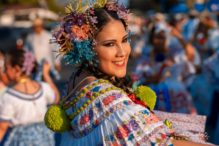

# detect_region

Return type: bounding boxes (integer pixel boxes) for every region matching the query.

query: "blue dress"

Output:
[1,123,54,146]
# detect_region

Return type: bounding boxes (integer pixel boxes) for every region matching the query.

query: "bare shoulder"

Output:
[71,70,96,92]
[77,75,96,89]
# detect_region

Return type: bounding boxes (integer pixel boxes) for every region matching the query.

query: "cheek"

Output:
[97,49,115,68]
[125,44,131,57]
[6,69,15,79]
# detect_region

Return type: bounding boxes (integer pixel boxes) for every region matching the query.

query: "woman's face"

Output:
[4,56,20,81]
[94,20,131,78]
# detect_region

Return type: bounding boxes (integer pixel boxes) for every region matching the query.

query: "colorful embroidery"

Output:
[72,100,133,137]
[66,79,173,145]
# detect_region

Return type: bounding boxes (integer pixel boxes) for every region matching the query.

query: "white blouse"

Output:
[0,82,55,126]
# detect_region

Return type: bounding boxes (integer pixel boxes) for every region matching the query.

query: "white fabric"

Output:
[0,82,55,126]
[25,30,59,67]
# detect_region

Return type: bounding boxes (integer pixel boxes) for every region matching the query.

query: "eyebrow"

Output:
[100,34,128,44]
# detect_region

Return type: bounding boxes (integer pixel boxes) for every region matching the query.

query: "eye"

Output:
[103,42,115,47]
[122,37,128,43]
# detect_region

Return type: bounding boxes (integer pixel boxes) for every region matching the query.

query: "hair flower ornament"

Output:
[71,24,90,41]
[51,0,129,66]
[22,51,35,76]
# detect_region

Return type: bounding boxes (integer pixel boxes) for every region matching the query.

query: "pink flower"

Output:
[71,24,90,40]
[80,114,90,125]
[117,10,128,20]
[89,9,95,15]
[103,96,115,105]
[22,51,35,76]
[89,16,98,24]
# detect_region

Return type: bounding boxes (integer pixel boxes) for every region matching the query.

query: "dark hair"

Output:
[73,8,132,93]
[93,8,127,33]
[0,48,5,55]
[7,49,37,75]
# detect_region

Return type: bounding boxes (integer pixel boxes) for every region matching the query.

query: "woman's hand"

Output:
[170,26,195,62]
[0,121,9,142]
[42,61,51,76]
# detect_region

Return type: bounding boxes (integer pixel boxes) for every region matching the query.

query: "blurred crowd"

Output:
[0,17,62,146]
[129,11,219,144]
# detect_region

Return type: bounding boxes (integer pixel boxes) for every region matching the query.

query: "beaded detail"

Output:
[65,79,126,120]
[63,79,106,109]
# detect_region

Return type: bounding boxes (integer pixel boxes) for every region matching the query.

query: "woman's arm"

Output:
[173,139,213,146]
[171,27,195,62]
[42,61,60,104]
[0,121,9,142]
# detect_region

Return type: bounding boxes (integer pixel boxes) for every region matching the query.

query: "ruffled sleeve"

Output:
[0,92,15,123]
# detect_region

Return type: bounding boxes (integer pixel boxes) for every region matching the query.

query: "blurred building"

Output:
[0,6,58,28]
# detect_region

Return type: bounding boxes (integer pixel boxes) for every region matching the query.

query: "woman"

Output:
[47,1,211,145]
[0,49,60,145]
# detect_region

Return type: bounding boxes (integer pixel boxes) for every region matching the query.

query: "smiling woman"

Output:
[94,20,131,78]
[45,0,212,146]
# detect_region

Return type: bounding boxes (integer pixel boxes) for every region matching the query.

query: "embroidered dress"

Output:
[61,79,173,146]
[0,82,56,146]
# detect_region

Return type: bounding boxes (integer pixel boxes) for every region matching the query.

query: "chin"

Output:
[115,71,126,78]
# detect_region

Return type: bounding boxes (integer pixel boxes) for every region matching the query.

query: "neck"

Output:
[16,76,30,84]
[0,81,5,89]
[35,30,43,35]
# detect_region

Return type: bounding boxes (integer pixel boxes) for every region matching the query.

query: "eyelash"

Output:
[103,37,129,47]
[104,43,114,47]
[122,37,128,43]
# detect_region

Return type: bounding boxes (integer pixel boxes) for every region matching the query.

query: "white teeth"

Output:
[114,61,124,65]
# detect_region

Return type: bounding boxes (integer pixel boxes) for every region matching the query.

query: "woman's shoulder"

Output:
[70,77,127,100]
[75,78,119,94]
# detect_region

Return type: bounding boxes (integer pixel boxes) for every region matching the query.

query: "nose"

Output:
[116,43,125,57]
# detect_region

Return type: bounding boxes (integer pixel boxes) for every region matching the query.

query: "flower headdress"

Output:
[22,51,36,76]
[51,0,129,66]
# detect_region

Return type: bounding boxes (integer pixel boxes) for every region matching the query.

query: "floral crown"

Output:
[51,0,129,66]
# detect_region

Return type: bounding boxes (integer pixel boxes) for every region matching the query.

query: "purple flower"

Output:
[22,51,35,76]
[128,119,139,131]
[89,16,98,24]
[117,10,128,20]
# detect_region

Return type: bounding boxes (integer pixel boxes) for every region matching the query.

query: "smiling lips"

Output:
[113,59,126,67]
